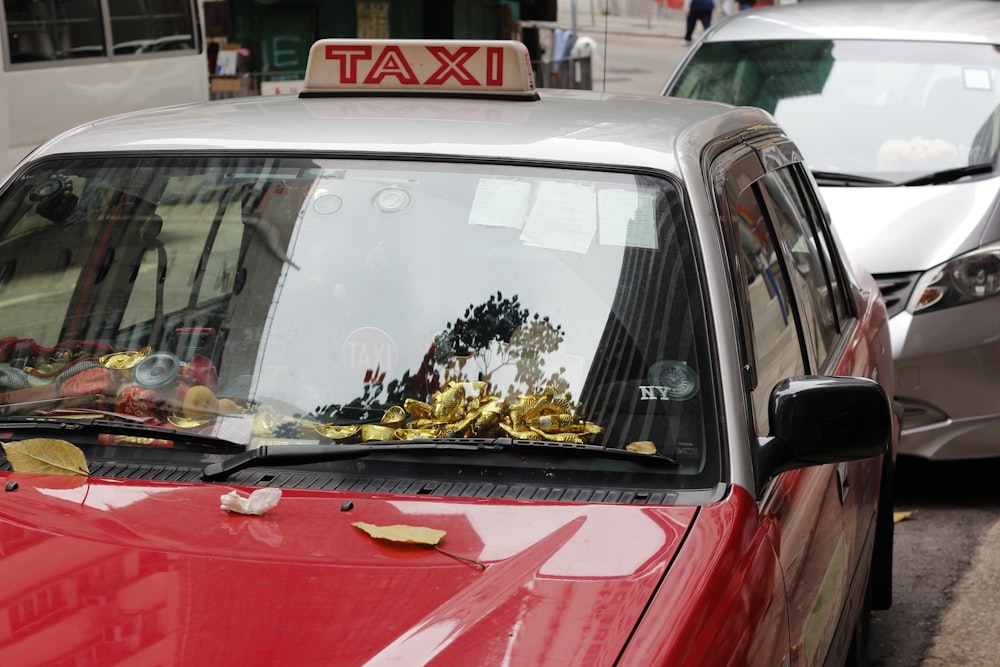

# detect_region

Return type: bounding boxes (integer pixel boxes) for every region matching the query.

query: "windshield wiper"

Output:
[201,438,678,481]
[810,170,895,187]
[0,416,245,452]
[898,162,994,187]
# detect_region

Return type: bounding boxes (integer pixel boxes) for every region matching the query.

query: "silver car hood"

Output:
[820,178,1000,274]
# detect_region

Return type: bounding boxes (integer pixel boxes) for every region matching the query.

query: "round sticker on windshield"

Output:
[342,327,398,382]
[648,360,699,401]
[372,187,410,213]
[313,194,343,215]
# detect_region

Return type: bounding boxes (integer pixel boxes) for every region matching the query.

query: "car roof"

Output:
[26,88,770,175]
[703,0,1000,44]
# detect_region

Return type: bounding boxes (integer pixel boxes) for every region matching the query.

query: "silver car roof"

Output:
[23,89,772,175]
[704,0,1000,44]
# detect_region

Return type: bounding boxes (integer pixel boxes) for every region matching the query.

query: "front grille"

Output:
[873,272,920,318]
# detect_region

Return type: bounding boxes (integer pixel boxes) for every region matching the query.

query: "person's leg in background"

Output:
[684,12,699,44]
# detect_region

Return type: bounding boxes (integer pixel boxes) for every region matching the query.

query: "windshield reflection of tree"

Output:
[312,291,566,425]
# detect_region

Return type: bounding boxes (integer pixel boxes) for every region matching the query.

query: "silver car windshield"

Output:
[0,156,718,484]
[671,40,1000,179]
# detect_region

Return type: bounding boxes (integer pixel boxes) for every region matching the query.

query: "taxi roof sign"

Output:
[301,39,539,100]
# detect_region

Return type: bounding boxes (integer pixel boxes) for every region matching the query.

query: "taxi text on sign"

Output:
[303,40,536,94]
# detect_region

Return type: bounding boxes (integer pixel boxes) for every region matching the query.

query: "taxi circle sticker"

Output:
[645,360,699,401]
[342,327,398,382]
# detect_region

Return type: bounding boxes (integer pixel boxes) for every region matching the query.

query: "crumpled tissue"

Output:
[220,488,282,515]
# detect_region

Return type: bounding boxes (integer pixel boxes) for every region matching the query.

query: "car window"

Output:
[0,156,721,487]
[758,166,843,369]
[670,39,1000,178]
[729,181,806,434]
[4,0,196,62]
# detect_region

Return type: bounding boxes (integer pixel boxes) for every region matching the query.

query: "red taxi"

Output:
[0,40,897,666]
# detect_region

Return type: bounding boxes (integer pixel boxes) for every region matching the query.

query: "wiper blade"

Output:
[201,437,678,481]
[0,416,245,452]
[811,170,895,187]
[898,162,994,187]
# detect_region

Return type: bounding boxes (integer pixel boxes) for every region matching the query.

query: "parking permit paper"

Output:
[520,181,597,253]
[469,179,531,229]
[964,68,992,91]
[598,188,658,249]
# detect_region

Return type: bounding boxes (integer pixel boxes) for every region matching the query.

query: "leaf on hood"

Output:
[2,438,89,476]
[352,521,446,545]
[351,521,485,570]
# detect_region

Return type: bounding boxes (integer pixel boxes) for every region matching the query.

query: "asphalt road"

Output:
[872,457,1000,667]
[558,7,1000,666]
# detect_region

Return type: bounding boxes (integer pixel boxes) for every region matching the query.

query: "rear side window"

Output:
[716,144,853,432]
[730,183,805,435]
[758,166,850,369]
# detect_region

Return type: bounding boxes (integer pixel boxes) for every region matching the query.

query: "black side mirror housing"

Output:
[755,375,891,497]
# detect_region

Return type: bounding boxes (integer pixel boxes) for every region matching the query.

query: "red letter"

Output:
[364,46,419,85]
[324,45,372,84]
[425,46,479,86]
[485,46,504,86]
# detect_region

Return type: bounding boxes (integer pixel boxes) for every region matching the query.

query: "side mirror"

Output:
[755,375,891,497]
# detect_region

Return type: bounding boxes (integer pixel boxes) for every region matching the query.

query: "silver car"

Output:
[663,0,1000,460]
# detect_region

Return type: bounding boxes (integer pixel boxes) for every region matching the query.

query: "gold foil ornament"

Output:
[529,413,578,433]
[315,424,360,440]
[100,347,152,370]
[167,415,212,429]
[472,398,503,435]
[394,429,440,440]
[182,385,218,419]
[360,424,397,442]
[404,398,433,419]
[432,382,467,420]
[498,423,544,440]
[381,405,407,427]
[314,381,602,446]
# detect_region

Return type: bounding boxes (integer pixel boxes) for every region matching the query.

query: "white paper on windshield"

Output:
[520,181,596,253]
[469,179,531,229]
[963,68,992,91]
[597,188,658,249]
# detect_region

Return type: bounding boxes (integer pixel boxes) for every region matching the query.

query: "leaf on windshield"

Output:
[2,438,89,476]
[352,521,485,570]
[626,441,658,455]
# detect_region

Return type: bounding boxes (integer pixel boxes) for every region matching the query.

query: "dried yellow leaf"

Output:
[352,521,446,545]
[627,441,658,455]
[2,438,89,476]
[893,510,916,523]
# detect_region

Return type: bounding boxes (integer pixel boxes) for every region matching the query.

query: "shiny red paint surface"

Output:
[0,474,698,666]
[619,485,789,667]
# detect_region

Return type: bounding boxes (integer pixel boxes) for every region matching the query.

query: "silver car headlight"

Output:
[911,242,1000,314]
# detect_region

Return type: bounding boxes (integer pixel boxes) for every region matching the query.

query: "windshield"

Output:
[0,156,718,487]
[670,39,1000,179]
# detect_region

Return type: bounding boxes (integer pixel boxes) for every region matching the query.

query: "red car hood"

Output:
[0,474,698,665]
